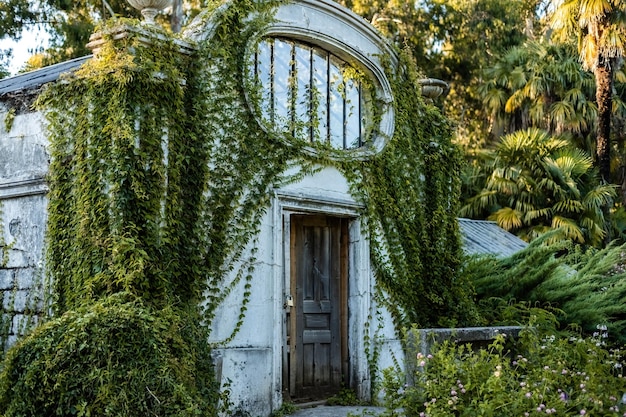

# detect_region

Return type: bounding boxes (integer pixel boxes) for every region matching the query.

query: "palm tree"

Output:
[550,0,626,184]
[480,39,597,146]
[461,128,615,246]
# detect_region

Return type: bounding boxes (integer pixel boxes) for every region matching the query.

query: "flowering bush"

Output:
[380,317,626,416]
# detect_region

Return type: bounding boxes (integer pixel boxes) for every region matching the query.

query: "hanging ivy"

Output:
[343,50,480,329]
[0,18,222,417]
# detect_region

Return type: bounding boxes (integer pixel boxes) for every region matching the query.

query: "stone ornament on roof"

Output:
[127,0,172,25]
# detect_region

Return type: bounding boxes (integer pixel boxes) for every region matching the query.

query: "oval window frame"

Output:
[243,0,395,159]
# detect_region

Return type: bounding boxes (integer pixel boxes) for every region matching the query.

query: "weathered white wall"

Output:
[208,166,403,416]
[0,106,49,346]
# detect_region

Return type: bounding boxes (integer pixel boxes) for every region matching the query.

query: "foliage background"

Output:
[2,1,626,415]
[3,0,626,248]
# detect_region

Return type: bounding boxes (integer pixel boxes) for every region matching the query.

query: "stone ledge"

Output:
[0,177,48,199]
[413,326,523,350]
[405,326,524,383]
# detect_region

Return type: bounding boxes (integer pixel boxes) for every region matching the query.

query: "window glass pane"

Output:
[329,58,344,149]
[312,49,329,143]
[345,78,361,149]
[273,39,292,130]
[294,44,311,141]
[253,37,370,151]
[256,40,272,122]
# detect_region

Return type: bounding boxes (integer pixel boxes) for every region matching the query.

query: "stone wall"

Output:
[0,105,49,348]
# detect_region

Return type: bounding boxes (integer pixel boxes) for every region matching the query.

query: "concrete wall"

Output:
[208,166,402,416]
[0,105,49,347]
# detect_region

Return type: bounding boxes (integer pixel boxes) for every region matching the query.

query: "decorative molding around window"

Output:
[245,0,395,157]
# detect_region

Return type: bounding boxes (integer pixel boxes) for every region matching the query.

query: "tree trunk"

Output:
[616,117,626,206]
[595,62,613,184]
[595,60,615,244]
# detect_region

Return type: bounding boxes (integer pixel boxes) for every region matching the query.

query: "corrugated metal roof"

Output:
[459,218,528,258]
[0,55,91,95]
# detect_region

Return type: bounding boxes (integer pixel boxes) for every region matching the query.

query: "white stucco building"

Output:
[0,1,527,416]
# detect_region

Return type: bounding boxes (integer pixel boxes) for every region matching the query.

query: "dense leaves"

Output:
[0,20,221,416]
[380,313,626,416]
[465,233,626,343]
[480,40,597,142]
[0,296,218,417]
[339,0,541,150]
[461,128,614,245]
[40,22,199,312]
[346,51,480,328]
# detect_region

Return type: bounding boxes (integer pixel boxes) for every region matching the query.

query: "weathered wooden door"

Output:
[288,214,347,401]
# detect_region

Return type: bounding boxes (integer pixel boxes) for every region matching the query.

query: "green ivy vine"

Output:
[0,203,9,268]
[343,50,481,330]
[2,108,15,133]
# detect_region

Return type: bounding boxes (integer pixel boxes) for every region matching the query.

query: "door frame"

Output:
[272,191,372,403]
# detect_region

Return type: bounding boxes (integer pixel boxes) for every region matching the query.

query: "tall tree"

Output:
[551,0,626,184]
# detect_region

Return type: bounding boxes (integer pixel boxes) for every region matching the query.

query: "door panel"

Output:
[289,215,346,401]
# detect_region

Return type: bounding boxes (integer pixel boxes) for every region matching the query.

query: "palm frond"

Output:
[524,206,553,222]
[483,88,508,113]
[489,207,523,231]
[549,100,575,130]
[583,185,617,211]
[487,174,519,195]
[505,89,527,113]
[553,199,585,214]
[551,215,585,243]
[460,189,499,218]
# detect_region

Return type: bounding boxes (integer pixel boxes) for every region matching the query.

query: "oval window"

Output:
[252,38,373,151]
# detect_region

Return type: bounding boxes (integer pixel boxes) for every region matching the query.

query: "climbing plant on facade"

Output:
[0,18,221,417]
[344,49,480,328]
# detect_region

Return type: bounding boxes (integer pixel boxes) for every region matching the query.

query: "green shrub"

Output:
[465,235,626,343]
[0,294,218,417]
[380,312,626,416]
[327,387,364,406]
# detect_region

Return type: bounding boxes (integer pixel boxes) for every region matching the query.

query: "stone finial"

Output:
[418,78,450,100]
[127,0,173,24]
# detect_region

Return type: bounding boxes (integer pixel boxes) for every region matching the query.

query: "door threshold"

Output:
[294,400,327,409]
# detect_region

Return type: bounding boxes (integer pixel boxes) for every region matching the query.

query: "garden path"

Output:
[290,405,385,417]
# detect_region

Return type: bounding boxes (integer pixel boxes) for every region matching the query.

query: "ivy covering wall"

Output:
[347,53,480,328]
[0,0,478,415]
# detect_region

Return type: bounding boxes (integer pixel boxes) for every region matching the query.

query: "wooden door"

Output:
[288,215,347,401]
